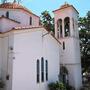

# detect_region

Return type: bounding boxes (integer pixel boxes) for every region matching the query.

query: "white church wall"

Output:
[1,36,9,81]
[1,36,9,90]
[0,9,40,28]
[0,18,20,32]
[59,38,81,64]
[0,34,14,90]
[11,28,61,90]
[9,10,39,27]
[66,64,82,90]
[59,37,82,90]
[0,38,2,78]
[43,32,61,83]
[12,31,42,90]
[0,9,6,16]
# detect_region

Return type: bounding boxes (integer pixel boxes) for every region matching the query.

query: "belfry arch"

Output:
[57,19,63,38]
[64,17,70,37]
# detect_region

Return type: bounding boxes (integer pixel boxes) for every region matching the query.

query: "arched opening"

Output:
[6,11,9,18]
[57,19,63,38]
[59,65,68,85]
[64,17,70,37]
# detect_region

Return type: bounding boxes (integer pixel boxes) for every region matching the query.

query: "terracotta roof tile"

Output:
[0,3,39,18]
[53,3,79,14]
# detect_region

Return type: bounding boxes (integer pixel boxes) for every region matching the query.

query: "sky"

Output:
[0,0,90,17]
[21,0,90,17]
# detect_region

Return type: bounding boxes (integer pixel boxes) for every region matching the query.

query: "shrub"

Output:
[0,80,5,88]
[48,81,66,90]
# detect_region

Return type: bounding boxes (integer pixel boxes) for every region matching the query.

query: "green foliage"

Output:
[48,81,66,90]
[40,10,54,32]
[78,11,90,73]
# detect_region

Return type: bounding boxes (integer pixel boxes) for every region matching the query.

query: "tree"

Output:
[40,10,54,32]
[48,81,66,90]
[78,11,90,73]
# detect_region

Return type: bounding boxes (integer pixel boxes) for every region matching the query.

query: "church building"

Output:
[0,1,82,90]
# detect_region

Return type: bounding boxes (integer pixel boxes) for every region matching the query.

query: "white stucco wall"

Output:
[0,18,20,32]
[0,33,14,90]
[0,37,2,78]
[10,28,61,90]
[59,38,81,64]
[0,8,40,28]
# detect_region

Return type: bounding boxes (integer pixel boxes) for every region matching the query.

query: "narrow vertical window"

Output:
[41,57,44,82]
[37,60,40,83]
[63,42,65,50]
[6,11,9,18]
[30,16,32,25]
[57,20,60,39]
[46,60,48,81]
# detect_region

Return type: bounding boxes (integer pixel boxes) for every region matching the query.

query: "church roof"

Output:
[53,3,79,14]
[0,26,61,45]
[0,3,39,18]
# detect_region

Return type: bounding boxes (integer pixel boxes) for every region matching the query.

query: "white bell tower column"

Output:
[53,3,82,90]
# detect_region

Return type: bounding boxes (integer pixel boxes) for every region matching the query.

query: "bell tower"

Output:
[53,3,82,90]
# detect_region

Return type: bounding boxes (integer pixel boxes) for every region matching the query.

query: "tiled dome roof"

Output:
[0,3,28,9]
[0,3,39,17]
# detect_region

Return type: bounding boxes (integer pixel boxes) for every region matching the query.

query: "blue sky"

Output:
[0,0,90,17]
[21,0,90,17]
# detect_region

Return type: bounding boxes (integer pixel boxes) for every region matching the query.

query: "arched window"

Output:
[37,59,40,83]
[6,11,9,18]
[41,57,44,82]
[30,16,32,25]
[64,17,70,37]
[46,60,48,81]
[57,19,63,38]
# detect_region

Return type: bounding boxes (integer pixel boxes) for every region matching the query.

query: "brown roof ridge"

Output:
[0,25,61,45]
[0,26,43,34]
[53,4,79,14]
[12,26,43,30]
